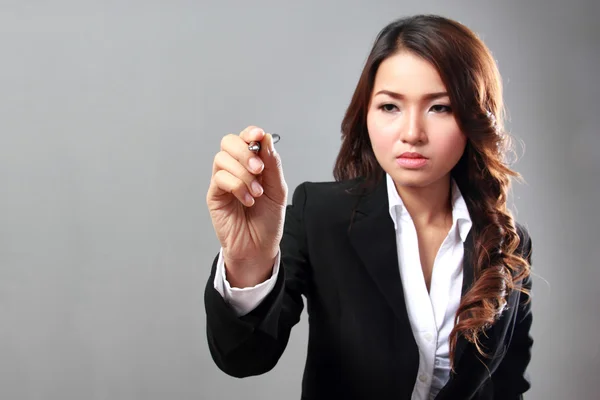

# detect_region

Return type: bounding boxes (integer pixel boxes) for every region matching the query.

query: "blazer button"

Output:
[419,374,427,383]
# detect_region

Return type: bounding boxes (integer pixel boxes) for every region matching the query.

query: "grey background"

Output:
[0,0,598,399]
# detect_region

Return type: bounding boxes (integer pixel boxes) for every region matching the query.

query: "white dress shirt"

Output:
[213,173,472,400]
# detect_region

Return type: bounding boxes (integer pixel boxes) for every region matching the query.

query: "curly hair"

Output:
[332,14,532,367]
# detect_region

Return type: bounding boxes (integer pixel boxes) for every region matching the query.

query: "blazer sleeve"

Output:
[203,182,311,378]
[491,226,534,399]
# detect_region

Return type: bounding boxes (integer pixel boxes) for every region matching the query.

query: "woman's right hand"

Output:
[206,126,288,288]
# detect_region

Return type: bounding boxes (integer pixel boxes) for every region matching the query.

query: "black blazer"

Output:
[204,176,533,400]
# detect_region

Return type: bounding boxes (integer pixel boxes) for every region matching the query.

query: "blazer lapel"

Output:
[346,176,411,325]
[453,230,476,367]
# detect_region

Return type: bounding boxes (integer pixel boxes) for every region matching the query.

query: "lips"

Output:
[398,152,427,159]
[396,152,429,169]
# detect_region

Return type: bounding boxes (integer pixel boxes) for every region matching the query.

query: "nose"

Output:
[399,110,426,145]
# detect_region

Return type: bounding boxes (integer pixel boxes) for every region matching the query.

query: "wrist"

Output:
[223,256,276,288]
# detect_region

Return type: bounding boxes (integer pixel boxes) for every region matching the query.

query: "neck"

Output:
[394,175,453,228]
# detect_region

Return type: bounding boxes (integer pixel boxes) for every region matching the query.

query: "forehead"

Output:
[373,51,446,93]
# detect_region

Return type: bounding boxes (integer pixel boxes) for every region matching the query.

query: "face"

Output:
[366,51,467,188]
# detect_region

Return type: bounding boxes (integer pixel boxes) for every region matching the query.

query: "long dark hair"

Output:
[333,14,531,366]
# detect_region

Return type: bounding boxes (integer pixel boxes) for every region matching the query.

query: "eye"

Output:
[379,103,399,112]
[430,104,452,113]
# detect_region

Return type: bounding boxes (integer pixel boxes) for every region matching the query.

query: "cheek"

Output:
[367,113,397,154]
[433,130,467,162]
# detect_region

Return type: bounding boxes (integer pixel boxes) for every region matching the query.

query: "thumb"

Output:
[259,133,286,201]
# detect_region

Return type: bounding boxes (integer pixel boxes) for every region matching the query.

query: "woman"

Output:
[204,14,533,400]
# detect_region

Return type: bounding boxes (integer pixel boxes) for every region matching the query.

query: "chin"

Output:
[389,173,432,188]
[387,168,447,189]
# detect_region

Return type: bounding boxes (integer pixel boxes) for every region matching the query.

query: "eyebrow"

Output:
[374,90,449,101]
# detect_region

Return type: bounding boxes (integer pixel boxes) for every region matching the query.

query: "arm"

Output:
[491,227,534,399]
[204,182,311,378]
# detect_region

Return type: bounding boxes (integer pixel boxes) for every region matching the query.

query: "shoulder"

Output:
[287,176,366,219]
[515,221,531,243]
[514,221,533,263]
[296,177,365,198]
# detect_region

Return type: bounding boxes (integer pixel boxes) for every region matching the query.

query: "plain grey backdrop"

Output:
[0,0,598,399]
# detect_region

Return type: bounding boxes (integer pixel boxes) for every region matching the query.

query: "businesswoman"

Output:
[204,14,533,400]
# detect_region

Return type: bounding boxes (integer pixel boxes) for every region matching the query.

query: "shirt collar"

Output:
[386,172,472,242]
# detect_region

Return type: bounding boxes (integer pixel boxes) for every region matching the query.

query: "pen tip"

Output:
[271,133,280,143]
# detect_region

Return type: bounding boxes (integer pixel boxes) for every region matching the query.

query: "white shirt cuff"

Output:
[212,248,280,316]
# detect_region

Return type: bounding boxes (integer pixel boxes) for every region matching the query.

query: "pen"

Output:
[248,133,280,153]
